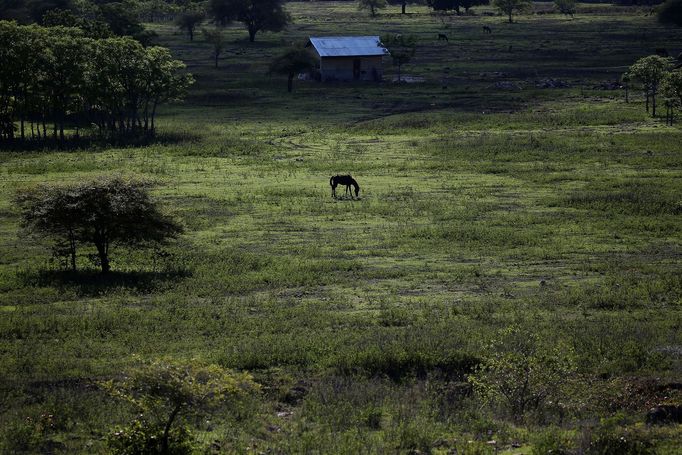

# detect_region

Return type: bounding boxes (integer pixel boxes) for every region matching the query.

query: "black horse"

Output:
[330,175,360,199]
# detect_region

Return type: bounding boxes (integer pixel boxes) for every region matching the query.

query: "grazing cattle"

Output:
[482,26,492,34]
[330,175,360,199]
[437,33,448,42]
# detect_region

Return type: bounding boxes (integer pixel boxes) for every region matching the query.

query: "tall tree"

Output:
[381,34,417,82]
[627,55,673,116]
[15,177,183,274]
[208,0,289,42]
[40,27,90,141]
[268,47,316,92]
[493,0,530,23]
[661,70,682,124]
[175,10,204,41]
[358,0,387,16]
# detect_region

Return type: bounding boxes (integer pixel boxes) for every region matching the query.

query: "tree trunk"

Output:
[645,91,649,112]
[189,27,194,41]
[161,406,182,455]
[287,73,293,93]
[509,11,513,23]
[248,25,256,42]
[402,1,406,14]
[69,231,77,271]
[652,89,656,117]
[95,238,110,274]
[215,51,219,68]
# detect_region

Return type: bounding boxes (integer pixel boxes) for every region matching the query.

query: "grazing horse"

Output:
[482,25,492,34]
[437,33,448,42]
[330,175,360,199]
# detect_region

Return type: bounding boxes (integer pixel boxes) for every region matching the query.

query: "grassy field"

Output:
[1,2,682,453]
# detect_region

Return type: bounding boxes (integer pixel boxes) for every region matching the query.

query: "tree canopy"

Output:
[627,55,674,116]
[381,34,417,82]
[661,70,682,124]
[492,0,531,23]
[208,0,289,42]
[175,10,204,41]
[427,0,489,14]
[358,0,388,16]
[15,177,183,273]
[268,47,317,92]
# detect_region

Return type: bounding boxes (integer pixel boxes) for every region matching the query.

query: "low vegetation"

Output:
[1,1,681,453]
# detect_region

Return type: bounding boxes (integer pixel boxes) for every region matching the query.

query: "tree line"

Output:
[0,21,193,144]
[625,55,682,125]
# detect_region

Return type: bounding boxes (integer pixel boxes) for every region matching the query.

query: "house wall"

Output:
[319,56,383,82]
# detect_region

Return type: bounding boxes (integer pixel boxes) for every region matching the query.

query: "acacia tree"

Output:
[175,10,204,41]
[104,359,259,454]
[459,0,489,14]
[268,47,316,92]
[208,0,288,42]
[15,177,182,274]
[493,0,531,23]
[381,34,416,82]
[387,0,421,14]
[358,0,388,16]
[203,27,226,68]
[627,55,673,116]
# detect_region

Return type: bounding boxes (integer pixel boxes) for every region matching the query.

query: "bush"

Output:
[107,418,195,455]
[532,427,573,455]
[0,418,40,453]
[658,0,682,26]
[586,417,654,455]
[469,326,576,422]
[334,347,480,381]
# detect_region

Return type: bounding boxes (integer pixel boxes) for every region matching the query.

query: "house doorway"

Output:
[353,59,361,80]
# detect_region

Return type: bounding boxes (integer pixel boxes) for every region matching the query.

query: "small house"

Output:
[306,36,389,82]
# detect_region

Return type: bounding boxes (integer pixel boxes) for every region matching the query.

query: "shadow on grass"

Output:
[0,131,201,153]
[19,268,191,297]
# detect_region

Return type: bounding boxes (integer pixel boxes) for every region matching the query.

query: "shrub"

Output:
[469,326,576,422]
[586,419,654,455]
[107,418,194,455]
[531,427,573,455]
[334,347,480,381]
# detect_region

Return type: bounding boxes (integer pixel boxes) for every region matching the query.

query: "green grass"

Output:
[1,2,682,453]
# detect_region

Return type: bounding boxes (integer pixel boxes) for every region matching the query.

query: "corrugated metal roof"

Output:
[308,36,389,58]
